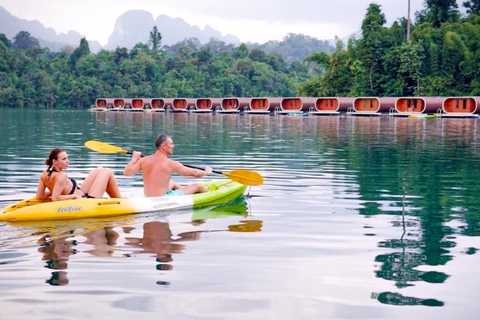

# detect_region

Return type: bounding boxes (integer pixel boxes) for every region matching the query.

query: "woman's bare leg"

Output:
[82,167,121,198]
[104,170,121,198]
[80,167,102,193]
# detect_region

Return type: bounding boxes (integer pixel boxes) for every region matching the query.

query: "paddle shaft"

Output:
[125,150,220,175]
[84,140,263,185]
[184,164,223,175]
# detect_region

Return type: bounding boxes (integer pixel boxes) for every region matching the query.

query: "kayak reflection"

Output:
[29,198,262,286]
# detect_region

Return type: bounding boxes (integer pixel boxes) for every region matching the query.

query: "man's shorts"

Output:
[164,189,184,196]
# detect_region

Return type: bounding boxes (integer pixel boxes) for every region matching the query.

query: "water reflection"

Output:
[37,227,121,286]
[4,110,480,315]
[125,221,184,274]
[370,184,453,305]
[372,291,444,307]
[83,227,119,257]
[18,199,260,287]
[38,233,76,286]
[318,118,480,307]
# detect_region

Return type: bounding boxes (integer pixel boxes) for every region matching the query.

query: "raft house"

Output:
[217,98,250,113]
[245,98,280,114]
[308,97,355,115]
[91,96,480,118]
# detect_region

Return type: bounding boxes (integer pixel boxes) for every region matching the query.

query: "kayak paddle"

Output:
[84,140,264,186]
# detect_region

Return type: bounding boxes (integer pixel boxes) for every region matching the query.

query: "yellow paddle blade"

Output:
[224,170,264,186]
[84,140,129,154]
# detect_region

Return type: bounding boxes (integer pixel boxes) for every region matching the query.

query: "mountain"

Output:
[248,33,336,63]
[0,5,328,62]
[105,10,240,49]
[105,10,155,50]
[0,6,102,52]
[154,14,239,46]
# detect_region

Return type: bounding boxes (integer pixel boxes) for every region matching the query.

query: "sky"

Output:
[0,0,426,45]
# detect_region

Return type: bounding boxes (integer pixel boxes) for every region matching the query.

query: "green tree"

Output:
[233,58,254,78]
[0,34,11,47]
[233,43,249,59]
[355,3,392,95]
[70,38,90,68]
[383,43,424,95]
[12,31,39,50]
[148,26,162,51]
[196,47,214,67]
[463,0,480,14]
[249,49,267,63]
[114,47,129,65]
[303,52,330,75]
[418,0,460,28]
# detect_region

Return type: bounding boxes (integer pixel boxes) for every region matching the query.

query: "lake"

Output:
[1,109,480,319]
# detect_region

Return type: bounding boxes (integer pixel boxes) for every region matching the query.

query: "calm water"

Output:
[1,109,480,319]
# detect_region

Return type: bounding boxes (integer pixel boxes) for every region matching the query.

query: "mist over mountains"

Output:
[0,6,103,52]
[0,6,335,62]
[106,10,240,50]
[0,6,239,53]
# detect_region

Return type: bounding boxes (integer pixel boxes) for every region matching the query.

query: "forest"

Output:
[300,0,480,97]
[0,0,479,109]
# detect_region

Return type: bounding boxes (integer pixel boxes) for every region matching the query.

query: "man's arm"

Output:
[172,160,212,177]
[124,151,143,176]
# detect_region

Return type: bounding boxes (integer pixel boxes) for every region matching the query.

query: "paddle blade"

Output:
[84,140,128,154]
[224,170,264,186]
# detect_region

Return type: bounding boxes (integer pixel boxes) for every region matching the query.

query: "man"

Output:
[124,134,213,197]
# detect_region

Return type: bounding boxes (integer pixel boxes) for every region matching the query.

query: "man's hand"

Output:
[131,151,142,163]
[124,151,142,176]
[204,166,213,176]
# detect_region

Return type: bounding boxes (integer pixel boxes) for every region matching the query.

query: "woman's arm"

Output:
[36,176,51,200]
[51,174,81,201]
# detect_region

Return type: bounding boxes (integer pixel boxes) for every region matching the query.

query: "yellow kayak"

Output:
[0,180,246,221]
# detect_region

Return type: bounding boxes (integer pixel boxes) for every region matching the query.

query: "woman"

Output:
[36,148,122,201]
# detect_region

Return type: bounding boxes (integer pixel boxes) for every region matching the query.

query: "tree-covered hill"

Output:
[1,1,480,109]
[300,0,480,97]
[247,33,335,63]
[0,31,310,108]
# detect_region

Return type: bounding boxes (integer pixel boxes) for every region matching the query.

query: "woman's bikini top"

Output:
[68,177,79,195]
[47,166,80,195]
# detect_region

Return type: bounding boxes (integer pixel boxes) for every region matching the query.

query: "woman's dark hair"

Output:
[45,148,65,167]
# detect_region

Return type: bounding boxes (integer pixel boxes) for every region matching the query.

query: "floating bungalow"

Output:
[119,98,146,112]
[439,97,480,118]
[92,98,113,111]
[309,97,354,115]
[393,97,444,116]
[192,98,221,113]
[349,97,397,116]
[245,98,278,114]
[151,98,166,112]
[275,97,303,115]
[172,98,196,112]
[218,98,249,113]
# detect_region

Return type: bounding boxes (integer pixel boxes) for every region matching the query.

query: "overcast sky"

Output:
[0,0,427,45]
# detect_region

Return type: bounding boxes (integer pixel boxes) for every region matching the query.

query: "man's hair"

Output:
[155,134,169,149]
